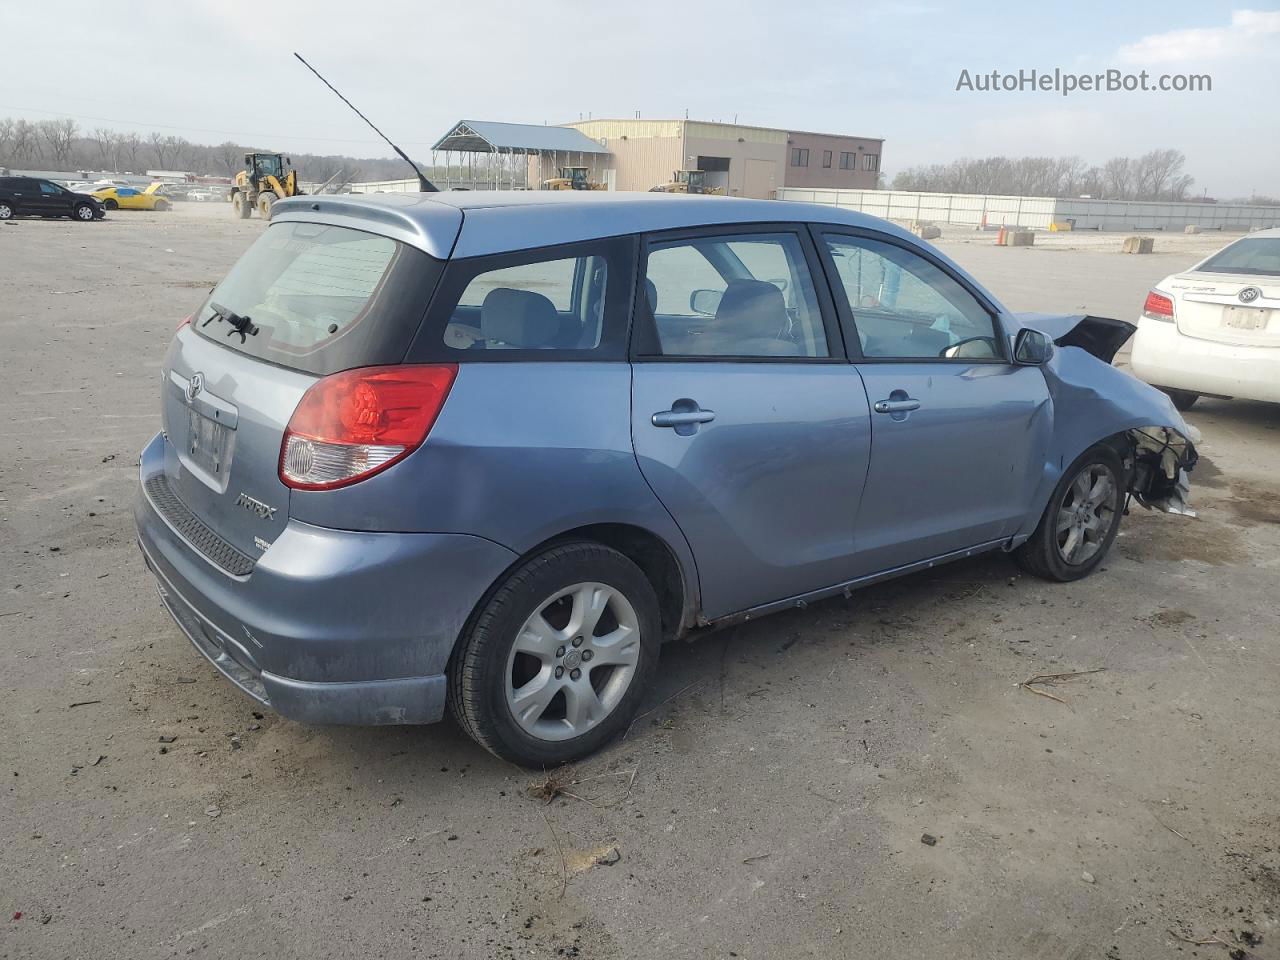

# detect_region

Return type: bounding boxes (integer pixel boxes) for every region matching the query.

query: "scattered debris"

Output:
[90,755,106,766]
[101,454,116,463]
[1019,668,1105,705]
[1081,870,1095,884]
[594,846,621,866]
[174,677,197,684]
[921,833,938,846]
[526,765,639,806]
[1167,928,1242,950]
[158,735,177,744]
[204,804,221,819]
[68,700,102,709]
[742,854,771,864]
[623,679,704,738]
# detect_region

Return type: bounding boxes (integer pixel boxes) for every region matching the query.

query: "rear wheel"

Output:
[72,202,95,221]
[1014,444,1125,582]
[154,199,170,212]
[257,191,277,218]
[449,542,660,767]
[232,193,251,219]
[0,201,13,220]
[103,199,118,211]
[1161,388,1199,412]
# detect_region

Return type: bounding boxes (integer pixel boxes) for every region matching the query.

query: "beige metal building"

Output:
[566,119,883,198]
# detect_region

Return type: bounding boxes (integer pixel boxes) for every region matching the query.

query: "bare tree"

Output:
[0,117,14,164]
[1102,157,1132,200]
[148,131,173,168]
[214,141,243,176]
[118,131,143,171]
[38,118,78,168]
[10,119,41,164]
[90,127,119,168]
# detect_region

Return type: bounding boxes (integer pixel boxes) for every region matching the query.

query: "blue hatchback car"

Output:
[135,191,1197,765]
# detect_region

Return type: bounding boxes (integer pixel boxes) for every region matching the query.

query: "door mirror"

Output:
[690,289,722,316]
[1013,327,1053,365]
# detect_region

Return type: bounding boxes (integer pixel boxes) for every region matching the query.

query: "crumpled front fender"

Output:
[1012,314,1199,537]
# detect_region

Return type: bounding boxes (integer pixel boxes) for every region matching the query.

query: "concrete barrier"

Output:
[1122,236,1155,254]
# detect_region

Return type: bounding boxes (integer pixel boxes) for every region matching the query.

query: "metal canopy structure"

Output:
[432,120,609,155]
[429,120,610,191]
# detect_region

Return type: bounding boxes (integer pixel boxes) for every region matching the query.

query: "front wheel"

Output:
[448,542,660,766]
[103,199,118,211]
[154,199,170,212]
[257,191,277,218]
[1161,388,1200,412]
[1014,444,1125,582]
[232,193,251,219]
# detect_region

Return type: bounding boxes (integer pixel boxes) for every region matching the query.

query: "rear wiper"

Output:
[204,301,259,343]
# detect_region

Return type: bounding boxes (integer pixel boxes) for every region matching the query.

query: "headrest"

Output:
[714,279,787,339]
[480,287,559,348]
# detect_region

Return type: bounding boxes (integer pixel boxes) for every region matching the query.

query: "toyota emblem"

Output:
[1238,286,1262,304]
[186,372,204,402]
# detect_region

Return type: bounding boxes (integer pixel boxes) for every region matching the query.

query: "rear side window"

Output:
[193,221,442,375]
[1197,237,1280,276]
[410,236,635,361]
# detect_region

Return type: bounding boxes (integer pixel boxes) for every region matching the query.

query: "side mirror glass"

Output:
[690,289,722,316]
[1014,327,1052,365]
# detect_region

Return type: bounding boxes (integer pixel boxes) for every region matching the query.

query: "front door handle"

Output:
[873,398,921,414]
[652,400,715,436]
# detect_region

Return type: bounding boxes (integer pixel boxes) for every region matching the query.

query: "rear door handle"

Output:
[873,398,921,414]
[652,409,716,428]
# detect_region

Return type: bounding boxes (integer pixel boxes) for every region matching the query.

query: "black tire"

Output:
[448,542,661,767]
[0,201,13,221]
[103,199,118,211]
[232,193,251,219]
[154,199,170,212]
[257,191,277,219]
[1014,443,1126,582]
[72,202,95,222]
[1162,388,1199,412]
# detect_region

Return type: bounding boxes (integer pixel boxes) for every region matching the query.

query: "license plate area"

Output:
[1222,306,1269,330]
[187,408,231,477]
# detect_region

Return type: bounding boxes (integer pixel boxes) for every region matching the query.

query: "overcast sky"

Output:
[3,0,1277,196]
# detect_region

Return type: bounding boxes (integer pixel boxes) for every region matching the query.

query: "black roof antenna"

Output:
[294,52,438,193]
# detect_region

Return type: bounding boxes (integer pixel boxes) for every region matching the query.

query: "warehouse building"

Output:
[353,118,883,198]
[566,118,882,198]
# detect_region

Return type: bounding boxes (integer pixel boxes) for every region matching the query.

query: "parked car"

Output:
[1131,228,1280,409]
[89,183,173,212]
[0,176,104,221]
[134,192,1197,766]
[186,187,222,202]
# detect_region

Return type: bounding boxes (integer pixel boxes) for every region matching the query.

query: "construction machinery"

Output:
[230,153,302,219]
[649,169,725,195]
[542,166,605,191]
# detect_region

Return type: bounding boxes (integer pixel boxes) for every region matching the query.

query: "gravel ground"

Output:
[2,203,1278,960]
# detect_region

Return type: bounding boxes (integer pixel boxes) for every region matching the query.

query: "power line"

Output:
[0,103,440,149]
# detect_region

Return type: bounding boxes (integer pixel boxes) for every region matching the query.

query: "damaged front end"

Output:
[1009,312,1200,529]
[1126,425,1198,516]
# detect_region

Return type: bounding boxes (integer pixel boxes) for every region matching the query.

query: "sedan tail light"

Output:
[1143,290,1175,322]
[280,364,458,490]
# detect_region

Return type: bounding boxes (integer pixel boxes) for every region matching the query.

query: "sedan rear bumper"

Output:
[1131,316,1280,403]
[135,432,518,725]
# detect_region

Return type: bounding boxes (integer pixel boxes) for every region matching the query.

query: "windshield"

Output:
[1196,237,1280,277]
[192,221,443,375]
[253,156,283,178]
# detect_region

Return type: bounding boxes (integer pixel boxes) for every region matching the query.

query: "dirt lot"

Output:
[3,203,1279,960]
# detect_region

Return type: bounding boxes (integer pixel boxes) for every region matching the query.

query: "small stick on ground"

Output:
[1019,668,1105,705]
[68,700,102,709]
[1152,815,1192,843]
[540,809,568,898]
[623,679,704,739]
[742,854,771,864]
[1168,928,1239,948]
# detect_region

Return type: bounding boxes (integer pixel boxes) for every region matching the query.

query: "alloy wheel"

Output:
[504,582,641,741]
[1055,464,1119,565]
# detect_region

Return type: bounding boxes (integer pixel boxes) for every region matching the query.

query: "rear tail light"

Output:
[1143,290,1175,322]
[177,314,192,331]
[280,364,457,490]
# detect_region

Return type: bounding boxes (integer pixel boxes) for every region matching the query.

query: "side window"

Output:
[641,232,829,359]
[40,182,61,195]
[442,250,609,351]
[825,234,999,360]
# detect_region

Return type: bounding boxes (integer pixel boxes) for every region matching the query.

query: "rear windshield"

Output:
[192,221,442,375]
[1196,237,1280,277]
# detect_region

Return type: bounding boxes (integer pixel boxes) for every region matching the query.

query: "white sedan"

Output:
[1131,228,1280,410]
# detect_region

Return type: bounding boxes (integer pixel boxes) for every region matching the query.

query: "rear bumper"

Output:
[134,432,518,725]
[1131,316,1280,403]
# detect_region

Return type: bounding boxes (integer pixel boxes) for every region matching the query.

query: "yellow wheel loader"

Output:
[649,169,725,195]
[230,153,302,219]
[542,166,605,191]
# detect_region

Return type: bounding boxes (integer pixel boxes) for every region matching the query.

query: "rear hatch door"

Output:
[158,219,446,563]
